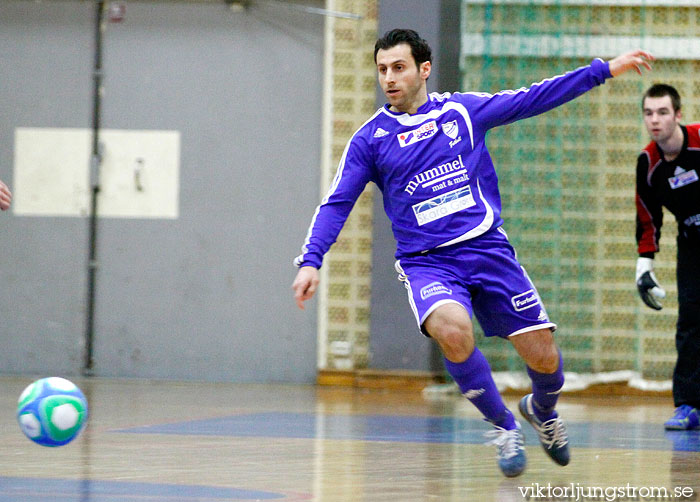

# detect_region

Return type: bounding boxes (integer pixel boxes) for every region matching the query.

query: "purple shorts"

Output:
[395,227,556,338]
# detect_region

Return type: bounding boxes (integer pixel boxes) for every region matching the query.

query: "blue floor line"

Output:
[0,477,286,502]
[114,412,700,452]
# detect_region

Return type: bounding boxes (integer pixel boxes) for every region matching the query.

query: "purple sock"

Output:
[444,348,516,430]
[526,348,564,422]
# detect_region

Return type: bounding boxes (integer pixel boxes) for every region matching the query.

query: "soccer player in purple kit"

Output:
[292,29,653,477]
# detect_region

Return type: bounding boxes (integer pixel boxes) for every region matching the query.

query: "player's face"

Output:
[643,95,681,144]
[376,43,431,114]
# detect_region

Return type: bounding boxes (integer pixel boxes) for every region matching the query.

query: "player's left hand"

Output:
[635,257,666,310]
[608,50,654,77]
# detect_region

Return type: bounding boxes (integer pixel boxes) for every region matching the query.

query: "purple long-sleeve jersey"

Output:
[295,58,612,269]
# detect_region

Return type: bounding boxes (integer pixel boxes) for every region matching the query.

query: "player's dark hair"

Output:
[643,83,681,112]
[374,29,432,66]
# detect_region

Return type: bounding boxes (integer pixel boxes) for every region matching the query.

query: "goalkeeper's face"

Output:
[376,43,431,115]
[643,95,681,144]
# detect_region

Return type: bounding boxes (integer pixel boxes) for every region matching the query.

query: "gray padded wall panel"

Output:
[0,1,323,382]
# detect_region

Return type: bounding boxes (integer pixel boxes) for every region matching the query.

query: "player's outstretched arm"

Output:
[608,50,654,77]
[0,179,12,211]
[292,266,320,310]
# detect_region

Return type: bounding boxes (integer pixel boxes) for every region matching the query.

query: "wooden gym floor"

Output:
[1,376,698,502]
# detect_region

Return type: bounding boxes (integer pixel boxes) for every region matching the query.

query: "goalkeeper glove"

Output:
[635,257,666,310]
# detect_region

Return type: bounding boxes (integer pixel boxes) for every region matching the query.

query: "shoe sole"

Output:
[664,424,700,430]
[494,425,527,478]
[502,464,526,478]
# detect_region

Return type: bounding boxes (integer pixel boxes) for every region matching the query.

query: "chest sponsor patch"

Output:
[511,289,539,312]
[412,186,476,226]
[668,169,699,189]
[420,282,452,300]
[397,121,437,148]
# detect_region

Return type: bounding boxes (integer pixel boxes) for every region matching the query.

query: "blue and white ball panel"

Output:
[16,377,88,447]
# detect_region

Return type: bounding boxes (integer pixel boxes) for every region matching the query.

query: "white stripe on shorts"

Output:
[395,259,463,334]
[394,260,420,326]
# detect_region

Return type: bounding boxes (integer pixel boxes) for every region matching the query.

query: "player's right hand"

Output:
[292,266,320,310]
[0,179,12,211]
[635,257,666,310]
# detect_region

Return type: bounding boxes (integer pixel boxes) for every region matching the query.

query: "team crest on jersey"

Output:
[441,120,459,139]
[441,120,462,147]
[397,121,437,148]
[668,169,698,189]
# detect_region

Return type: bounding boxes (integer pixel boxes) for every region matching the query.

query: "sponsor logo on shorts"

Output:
[397,121,437,148]
[412,186,476,226]
[668,169,698,189]
[511,289,539,312]
[420,282,452,300]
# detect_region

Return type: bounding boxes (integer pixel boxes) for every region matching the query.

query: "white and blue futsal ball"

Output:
[16,377,88,447]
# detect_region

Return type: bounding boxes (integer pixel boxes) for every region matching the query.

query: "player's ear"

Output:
[420,61,431,80]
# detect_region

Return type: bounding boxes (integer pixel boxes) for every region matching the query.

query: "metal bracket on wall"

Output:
[228,0,362,20]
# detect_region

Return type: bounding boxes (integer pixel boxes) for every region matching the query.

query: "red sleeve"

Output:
[686,123,700,148]
[635,145,662,256]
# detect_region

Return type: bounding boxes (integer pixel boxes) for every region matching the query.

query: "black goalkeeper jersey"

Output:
[635,124,700,257]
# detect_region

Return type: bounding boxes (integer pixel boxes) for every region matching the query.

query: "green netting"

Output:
[461,0,699,380]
